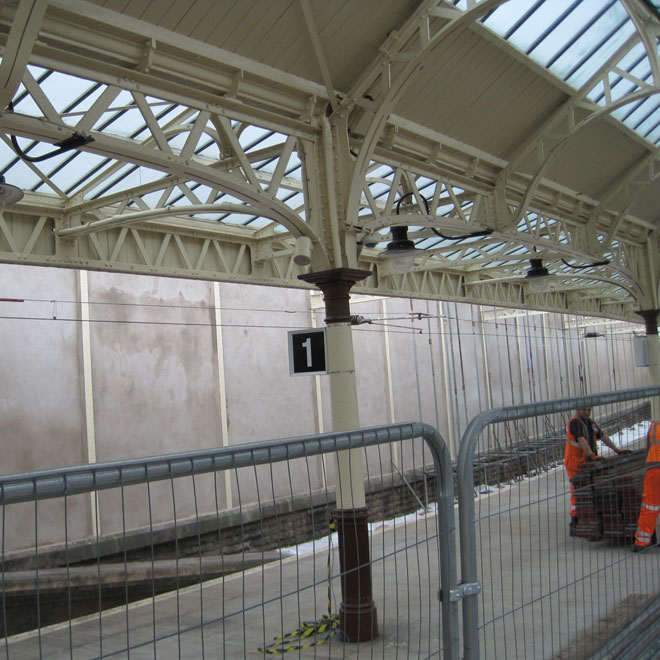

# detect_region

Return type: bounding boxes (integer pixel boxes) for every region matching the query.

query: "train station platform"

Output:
[2,456,658,660]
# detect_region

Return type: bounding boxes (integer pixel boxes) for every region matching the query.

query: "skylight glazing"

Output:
[471,0,660,146]
[0,60,310,232]
[0,0,653,304]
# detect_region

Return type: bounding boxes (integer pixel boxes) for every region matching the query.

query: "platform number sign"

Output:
[288,328,327,376]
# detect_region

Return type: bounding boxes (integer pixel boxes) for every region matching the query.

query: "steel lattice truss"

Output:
[0,0,659,322]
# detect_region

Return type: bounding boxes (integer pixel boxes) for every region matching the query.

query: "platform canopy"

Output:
[0,0,659,322]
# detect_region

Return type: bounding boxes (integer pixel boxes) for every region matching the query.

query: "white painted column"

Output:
[212,282,232,509]
[439,301,455,457]
[381,298,396,426]
[310,291,327,488]
[479,307,493,409]
[648,336,660,419]
[325,320,366,508]
[298,267,378,642]
[79,270,98,537]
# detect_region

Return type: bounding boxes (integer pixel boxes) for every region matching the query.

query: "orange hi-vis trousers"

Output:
[635,467,660,547]
[566,466,578,518]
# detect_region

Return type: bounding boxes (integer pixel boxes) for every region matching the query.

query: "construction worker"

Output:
[565,406,625,535]
[632,421,660,552]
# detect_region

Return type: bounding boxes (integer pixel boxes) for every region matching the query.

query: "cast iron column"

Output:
[299,267,378,642]
[638,309,660,419]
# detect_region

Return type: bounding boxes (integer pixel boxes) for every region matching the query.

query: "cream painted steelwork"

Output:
[0,0,658,321]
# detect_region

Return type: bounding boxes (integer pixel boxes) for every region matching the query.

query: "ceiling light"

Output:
[381,226,418,273]
[0,176,23,206]
[293,235,312,266]
[524,258,550,292]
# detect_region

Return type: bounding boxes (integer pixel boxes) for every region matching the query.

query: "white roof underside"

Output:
[0,0,658,322]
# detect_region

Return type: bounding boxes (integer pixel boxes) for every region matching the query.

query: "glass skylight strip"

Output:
[563,15,632,85]
[88,164,167,199]
[524,1,582,58]
[543,1,618,69]
[481,0,660,147]
[502,0,546,40]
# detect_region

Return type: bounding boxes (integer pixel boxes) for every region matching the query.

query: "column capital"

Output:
[299,268,371,323]
[636,309,660,335]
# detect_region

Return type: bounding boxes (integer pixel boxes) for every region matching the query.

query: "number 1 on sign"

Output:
[302,337,312,368]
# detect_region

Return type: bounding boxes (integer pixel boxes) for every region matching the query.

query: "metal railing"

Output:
[457,385,660,660]
[1,422,457,659]
[3,386,660,659]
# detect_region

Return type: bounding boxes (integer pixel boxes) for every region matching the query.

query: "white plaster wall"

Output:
[0,265,92,549]
[85,273,224,533]
[0,263,652,551]
[351,297,391,429]
[217,283,323,503]
[0,265,86,471]
[89,272,222,460]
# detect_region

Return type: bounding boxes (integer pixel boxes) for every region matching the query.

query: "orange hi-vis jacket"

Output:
[564,415,594,476]
[634,421,660,547]
[646,421,660,465]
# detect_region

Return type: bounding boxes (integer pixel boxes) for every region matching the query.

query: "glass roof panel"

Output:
[284,160,302,178]
[94,92,145,137]
[645,124,660,144]
[243,129,286,153]
[240,216,271,229]
[563,18,634,88]
[0,145,50,192]
[63,85,108,118]
[85,165,167,199]
[0,0,655,274]
[540,3,624,70]
[365,182,391,199]
[167,132,188,151]
[11,86,46,118]
[485,0,578,53]
[251,158,277,173]
[196,139,221,160]
[218,212,255,225]
[36,73,101,117]
[628,97,660,132]
[481,0,660,147]
[413,238,438,250]
[41,152,108,195]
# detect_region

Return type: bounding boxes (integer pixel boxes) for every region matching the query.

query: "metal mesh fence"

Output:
[0,423,456,660]
[3,388,660,659]
[458,386,660,660]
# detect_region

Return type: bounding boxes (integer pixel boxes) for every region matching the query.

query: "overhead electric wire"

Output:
[0,295,641,343]
[0,312,639,348]
[1,295,638,334]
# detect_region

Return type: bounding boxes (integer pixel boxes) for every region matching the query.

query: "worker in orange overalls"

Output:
[633,421,660,552]
[565,406,624,536]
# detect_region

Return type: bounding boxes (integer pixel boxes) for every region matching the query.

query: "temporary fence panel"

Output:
[457,385,660,660]
[0,423,457,660]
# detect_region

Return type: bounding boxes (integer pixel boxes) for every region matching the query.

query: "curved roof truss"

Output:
[0,0,658,322]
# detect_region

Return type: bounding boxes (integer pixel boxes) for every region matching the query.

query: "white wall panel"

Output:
[0,263,651,550]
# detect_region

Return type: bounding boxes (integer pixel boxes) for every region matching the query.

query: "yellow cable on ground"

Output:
[258,520,340,654]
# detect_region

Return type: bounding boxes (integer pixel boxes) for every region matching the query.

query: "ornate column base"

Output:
[333,507,379,642]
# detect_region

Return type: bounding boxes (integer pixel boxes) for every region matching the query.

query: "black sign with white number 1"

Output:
[288,328,327,376]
